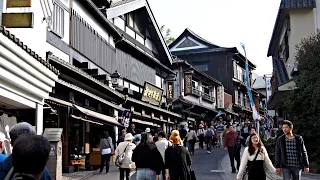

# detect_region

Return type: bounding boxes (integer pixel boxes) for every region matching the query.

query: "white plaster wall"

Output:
[1,0,69,62]
[313,0,320,31]
[287,9,315,78]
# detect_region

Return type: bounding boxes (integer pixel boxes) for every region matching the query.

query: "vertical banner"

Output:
[217,86,224,108]
[122,109,132,130]
[184,73,192,95]
[167,81,174,100]
[240,43,259,121]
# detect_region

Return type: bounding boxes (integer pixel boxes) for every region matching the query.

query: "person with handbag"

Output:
[99,131,114,174]
[115,133,136,180]
[237,133,276,180]
[165,130,193,180]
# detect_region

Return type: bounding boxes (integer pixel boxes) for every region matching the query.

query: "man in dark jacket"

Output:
[0,122,51,180]
[275,120,309,180]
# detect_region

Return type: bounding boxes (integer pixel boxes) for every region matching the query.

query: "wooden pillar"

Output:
[59,106,69,167]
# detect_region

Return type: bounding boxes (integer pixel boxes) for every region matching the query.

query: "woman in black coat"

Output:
[165,130,192,180]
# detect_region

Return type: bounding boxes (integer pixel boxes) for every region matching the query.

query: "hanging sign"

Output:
[167,81,174,100]
[217,86,224,108]
[2,13,34,28]
[6,0,32,8]
[184,74,192,95]
[122,109,132,129]
[142,82,163,106]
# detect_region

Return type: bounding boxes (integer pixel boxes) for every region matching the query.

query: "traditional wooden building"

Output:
[37,0,181,172]
[0,26,58,138]
[170,59,224,127]
[169,28,258,123]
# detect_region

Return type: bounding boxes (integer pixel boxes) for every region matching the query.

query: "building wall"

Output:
[287,9,315,78]
[177,52,233,92]
[224,92,232,108]
[1,0,69,62]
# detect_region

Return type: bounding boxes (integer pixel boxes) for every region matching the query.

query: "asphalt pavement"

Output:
[86,147,229,180]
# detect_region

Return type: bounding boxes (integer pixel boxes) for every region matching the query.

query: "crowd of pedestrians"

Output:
[0,118,311,180]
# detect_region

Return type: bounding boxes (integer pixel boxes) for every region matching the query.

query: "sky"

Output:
[148,0,281,76]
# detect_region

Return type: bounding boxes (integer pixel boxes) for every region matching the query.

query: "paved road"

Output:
[87,147,229,180]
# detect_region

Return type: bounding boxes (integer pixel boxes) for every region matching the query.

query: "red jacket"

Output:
[224,131,238,148]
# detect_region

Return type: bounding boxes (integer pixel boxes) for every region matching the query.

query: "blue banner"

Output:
[240,43,259,120]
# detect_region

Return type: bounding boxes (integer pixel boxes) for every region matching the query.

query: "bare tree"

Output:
[160,25,176,45]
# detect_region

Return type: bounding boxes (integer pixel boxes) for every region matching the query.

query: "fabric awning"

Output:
[73,105,122,126]
[132,118,160,127]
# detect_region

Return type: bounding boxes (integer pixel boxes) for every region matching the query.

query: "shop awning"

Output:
[132,118,161,127]
[126,97,181,118]
[71,115,103,125]
[73,105,122,126]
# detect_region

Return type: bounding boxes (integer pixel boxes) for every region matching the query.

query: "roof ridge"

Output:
[0,26,59,75]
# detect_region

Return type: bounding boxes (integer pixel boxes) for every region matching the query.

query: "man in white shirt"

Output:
[155,131,171,180]
[197,124,206,149]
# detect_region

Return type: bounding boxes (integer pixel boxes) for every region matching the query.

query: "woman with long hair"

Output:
[165,130,192,180]
[237,133,276,180]
[99,131,114,174]
[132,132,163,180]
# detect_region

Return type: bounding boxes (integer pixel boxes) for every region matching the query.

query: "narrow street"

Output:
[87,148,229,180]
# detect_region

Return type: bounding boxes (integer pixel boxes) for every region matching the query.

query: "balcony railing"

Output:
[202,92,214,102]
[192,87,201,97]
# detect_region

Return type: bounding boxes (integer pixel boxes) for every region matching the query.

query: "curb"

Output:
[78,170,98,180]
[218,153,229,180]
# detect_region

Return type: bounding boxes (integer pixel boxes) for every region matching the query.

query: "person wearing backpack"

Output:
[205,126,215,154]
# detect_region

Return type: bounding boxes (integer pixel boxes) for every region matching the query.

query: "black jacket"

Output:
[132,143,164,175]
[275,134,309,168]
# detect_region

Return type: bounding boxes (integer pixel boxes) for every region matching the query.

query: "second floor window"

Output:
[52,3,64,38]
[202,85,210,95]
[155,75,163,88]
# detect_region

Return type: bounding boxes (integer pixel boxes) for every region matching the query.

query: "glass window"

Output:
[192,80,198,88]
[130,83,139,92]
[202,86,210,94]
[155,75,162,88]
[52,3,64,38]
[127,13,134,28]
[195,64,208,71]
[118,78,123,86]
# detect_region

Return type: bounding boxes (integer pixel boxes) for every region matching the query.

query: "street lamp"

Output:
[110,70,121,87]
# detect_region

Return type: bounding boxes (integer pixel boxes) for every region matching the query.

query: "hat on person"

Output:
[145,128,151,133]
[124,133,134,141]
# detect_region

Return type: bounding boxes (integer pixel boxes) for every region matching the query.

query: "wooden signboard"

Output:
[2,13,34,28]
[167,81,174,100]
[7,0,32,8]
[184,74,192,95]
[141,82,163,106]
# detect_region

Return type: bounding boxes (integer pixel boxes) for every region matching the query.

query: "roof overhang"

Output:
[267,80,296,109]
[106,0,173,64]
[267,0,316,56]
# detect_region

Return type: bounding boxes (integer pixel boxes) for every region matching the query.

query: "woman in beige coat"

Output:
[115,133,136,180]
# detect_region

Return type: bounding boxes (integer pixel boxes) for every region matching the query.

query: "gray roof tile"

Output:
[0,26,59,75]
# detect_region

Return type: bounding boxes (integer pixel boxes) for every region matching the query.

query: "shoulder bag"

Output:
[115,143,129,167]
[242,149,260,180]
[101,138,112,155]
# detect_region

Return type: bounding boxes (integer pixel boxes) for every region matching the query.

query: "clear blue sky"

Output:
[149,0,281,76]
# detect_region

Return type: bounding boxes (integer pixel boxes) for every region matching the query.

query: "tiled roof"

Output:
[47,54,125,99]
[0,26,59,75]
[280,0,315,8]
[110,0,137,7]
[273,57,289,85]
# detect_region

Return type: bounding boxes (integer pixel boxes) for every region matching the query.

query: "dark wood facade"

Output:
[169,28,257,121]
